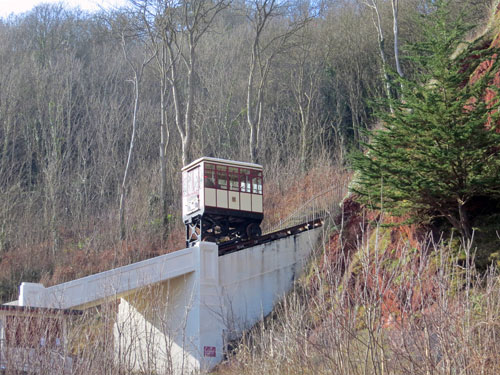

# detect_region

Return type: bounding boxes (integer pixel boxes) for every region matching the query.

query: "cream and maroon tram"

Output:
[182,157,263,246]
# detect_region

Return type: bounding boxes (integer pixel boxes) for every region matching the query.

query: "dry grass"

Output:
[1,188,499,374]
[216,212,500,375]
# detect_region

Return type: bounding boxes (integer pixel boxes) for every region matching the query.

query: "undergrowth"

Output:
[216,205,500,375]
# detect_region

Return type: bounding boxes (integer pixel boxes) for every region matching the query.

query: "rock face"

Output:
[322,198,432,327]
[469,4,500,131]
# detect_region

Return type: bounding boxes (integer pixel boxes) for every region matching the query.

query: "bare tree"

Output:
[244,0,309,163]
[361,0,405,105]
[129,0,174,234]
[361,0,393,108]
[119,28,156,242]
[391,0,404,78]
[288,23,326,171]
[130,0,230,167]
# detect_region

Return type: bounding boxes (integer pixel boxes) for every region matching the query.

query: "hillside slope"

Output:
[216,5,500,374]
[216,194,500,375]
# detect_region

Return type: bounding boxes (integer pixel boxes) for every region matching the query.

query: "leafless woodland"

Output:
[0,0,492,301]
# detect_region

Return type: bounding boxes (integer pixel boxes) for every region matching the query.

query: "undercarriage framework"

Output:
[185,213,262,247]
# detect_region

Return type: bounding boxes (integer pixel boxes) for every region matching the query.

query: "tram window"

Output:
[187,171,193,194]
[244,175,252,192]
[192,167,199,193]
[217,165,228,190]
[252,177,263,195]
[182,175,187,195]
[205,164,216,188]
[240,169,251,192]
[229,167,239,191]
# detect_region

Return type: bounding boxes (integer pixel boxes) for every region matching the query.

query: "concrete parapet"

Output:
[18,247,196,309]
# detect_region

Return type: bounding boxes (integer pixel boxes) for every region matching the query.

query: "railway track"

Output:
[218,218,323,256]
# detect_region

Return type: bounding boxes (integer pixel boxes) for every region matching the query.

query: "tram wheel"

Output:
[246,223,262,239]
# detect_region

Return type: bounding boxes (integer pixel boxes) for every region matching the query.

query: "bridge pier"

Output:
[115,242,223,373]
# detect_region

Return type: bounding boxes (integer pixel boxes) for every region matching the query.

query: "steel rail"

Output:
[218,218,323,256]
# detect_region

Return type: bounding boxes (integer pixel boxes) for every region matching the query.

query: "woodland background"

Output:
[0,0,492,302]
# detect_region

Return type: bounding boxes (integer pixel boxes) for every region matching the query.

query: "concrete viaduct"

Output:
[13,226,323,374]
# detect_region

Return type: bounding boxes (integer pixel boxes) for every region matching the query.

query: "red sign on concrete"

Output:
[204,346,216,357]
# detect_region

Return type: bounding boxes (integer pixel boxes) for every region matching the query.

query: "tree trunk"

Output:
[376,18,392,108]
[167,44,187,166]
[458,200,471,240]
[300,104,308,170]
[119,73,139,241]
[392,0,404,78]
[366,0,393,111]
[247,41,258,163]
[439,205,471,240]
[160,72,169,233]
[182,43,195,166]
[118,32,154,242]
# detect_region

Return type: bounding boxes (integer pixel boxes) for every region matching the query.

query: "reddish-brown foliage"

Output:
[318,197,437,328]
[468,11,500,131]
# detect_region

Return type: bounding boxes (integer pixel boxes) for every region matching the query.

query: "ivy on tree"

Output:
[351,0,500,239]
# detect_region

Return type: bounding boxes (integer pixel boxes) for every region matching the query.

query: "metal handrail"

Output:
[263,182,348,234]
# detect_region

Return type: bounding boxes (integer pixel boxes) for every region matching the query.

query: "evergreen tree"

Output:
[351,0,500,239]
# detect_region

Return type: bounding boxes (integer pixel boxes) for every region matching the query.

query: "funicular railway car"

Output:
[182,157,263,246]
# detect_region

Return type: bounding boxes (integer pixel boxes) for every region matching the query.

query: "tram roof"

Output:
[182,157,263,172]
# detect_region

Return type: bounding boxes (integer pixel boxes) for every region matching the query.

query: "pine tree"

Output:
[351,0,500,239]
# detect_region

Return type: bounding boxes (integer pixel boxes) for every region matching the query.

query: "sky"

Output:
[0,0,129,18]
